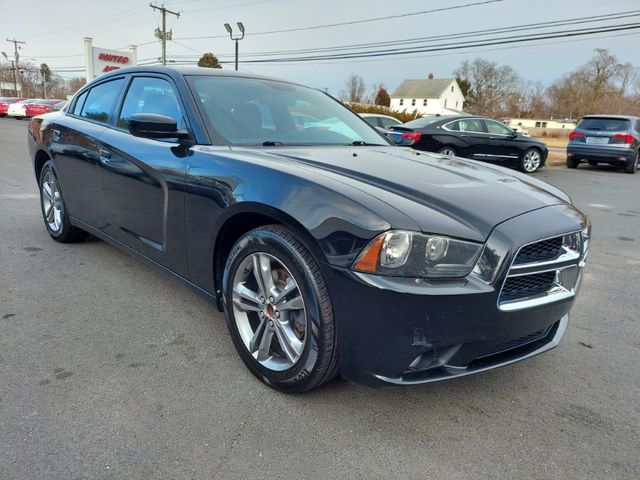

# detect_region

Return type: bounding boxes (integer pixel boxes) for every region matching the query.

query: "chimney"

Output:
[427,73,434,80]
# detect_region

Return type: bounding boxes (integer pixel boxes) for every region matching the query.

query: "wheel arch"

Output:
[211,203,330,312]
[34,148,52,181]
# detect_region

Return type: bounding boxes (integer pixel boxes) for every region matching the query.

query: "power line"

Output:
[173,0,507,40]
[233,22,640,64]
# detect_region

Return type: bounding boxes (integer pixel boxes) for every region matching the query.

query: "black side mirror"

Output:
[128,113,191,143]
[510,128,519,138]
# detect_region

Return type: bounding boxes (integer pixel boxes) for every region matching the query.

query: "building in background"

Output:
[503,118,576,130]
[390,75,465,115]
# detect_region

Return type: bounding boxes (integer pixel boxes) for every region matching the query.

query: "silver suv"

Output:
[566,115,639,174]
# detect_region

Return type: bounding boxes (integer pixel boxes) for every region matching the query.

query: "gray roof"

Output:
[390,78,455,99]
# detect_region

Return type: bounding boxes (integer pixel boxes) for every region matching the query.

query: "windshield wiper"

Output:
[350,140,386,146]
[262,141,285,146]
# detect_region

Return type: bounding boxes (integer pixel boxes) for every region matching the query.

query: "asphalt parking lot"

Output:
[1,116,639,479]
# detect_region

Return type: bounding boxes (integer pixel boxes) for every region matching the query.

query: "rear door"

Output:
[51,77,126,227]
[442,118,487,158]
[96,74,190,275]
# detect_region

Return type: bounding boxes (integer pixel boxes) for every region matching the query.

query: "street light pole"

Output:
[224,22,245,71]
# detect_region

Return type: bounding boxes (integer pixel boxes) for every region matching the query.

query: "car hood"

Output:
[227,145,571,241]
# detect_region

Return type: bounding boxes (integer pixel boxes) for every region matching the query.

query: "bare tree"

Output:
[454,58,520,117]
[342,73,367,104]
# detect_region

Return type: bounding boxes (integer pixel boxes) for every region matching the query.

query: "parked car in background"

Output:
[24,99,65,118]
[387,115,548,173]
[566,115,639,174]
[51,100,68,112]
[28,66,589,392]
[511,125,530,136]
[359,113,403,129]
[8,99,45,119]
[0,97,23,116]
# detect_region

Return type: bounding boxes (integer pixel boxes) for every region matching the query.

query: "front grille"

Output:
[501,271,556,301]
[497,232,586,311]
[476,325,553,359]
[513,236,563,265]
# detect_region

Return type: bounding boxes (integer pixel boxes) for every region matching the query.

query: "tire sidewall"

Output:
[222,228,325,392]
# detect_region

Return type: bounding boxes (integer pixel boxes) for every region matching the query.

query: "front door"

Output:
[96,75,190,276]
[482,119,521,162]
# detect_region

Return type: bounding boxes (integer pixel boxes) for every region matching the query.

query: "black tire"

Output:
[624,153,638,174]
[438,146,456,156]
[38,160,88,243]
[222,225,339,393]
[566,156,579,169]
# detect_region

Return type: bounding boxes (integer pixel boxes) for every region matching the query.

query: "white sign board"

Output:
[84,37,137,82]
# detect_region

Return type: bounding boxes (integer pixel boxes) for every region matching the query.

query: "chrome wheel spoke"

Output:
[252,253,275,298]
[276,294,303,311]
[46,205,55,223]
[273,277,297,304]
[273,320,303,364]
[232,283,262,312]
[42,183,54,201]
[254,322,274,361]
[249,315,269,353]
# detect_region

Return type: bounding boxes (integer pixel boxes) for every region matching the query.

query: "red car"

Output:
[0,97,23,116]
[24,99,65,117]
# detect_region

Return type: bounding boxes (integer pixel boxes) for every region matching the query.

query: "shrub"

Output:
[346,103,422,123]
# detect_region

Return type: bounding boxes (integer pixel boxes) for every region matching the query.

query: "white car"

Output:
[359,113,403,129]
[7,99,41,119]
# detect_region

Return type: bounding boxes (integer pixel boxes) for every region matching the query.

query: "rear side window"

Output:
[577,117,630,132]
[363,116,379,128]
[446,118,484,133]
[117,76,185,130]
[80,78,125,124]
[72,91,88,115]
[380,117,400,128]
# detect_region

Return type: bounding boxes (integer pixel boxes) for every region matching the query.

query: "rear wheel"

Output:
[624,152,638,174]
[38,161,88,242]
[222,225,339,393]
[438,147,456,156]
[519,148,542,173]
[566,156,579,169]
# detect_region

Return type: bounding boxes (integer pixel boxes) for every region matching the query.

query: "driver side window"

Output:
[485,120,512,135]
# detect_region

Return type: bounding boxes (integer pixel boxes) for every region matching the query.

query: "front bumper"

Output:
[567,144,635,164]
[323,205,588,386]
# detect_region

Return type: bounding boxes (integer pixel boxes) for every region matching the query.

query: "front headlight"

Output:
[352,230,483,278]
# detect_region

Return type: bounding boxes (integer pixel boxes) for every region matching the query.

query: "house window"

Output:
[451,86,454,92]
[444,99,448,107]
[399,99,403,106]
[542,122,548,128]
[455,101,458,109]
[411,99,416,106]
[423,99,427,106]
[535,121,541,128]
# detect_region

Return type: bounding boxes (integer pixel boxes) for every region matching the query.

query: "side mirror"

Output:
[510,128,519,137]
[128,113,191,142]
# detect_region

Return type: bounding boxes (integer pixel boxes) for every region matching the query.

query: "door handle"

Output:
[99,149,111,163]
[53,129,61,141]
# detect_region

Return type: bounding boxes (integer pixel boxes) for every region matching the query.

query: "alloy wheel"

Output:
[231,252,306,371]
[41,170,63,233]
[523,150,541,172]
[439,148,456,156]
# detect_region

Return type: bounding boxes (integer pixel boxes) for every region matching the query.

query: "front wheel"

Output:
[222,225,339,393]
[519,148,542,173]
[39,160,88,242]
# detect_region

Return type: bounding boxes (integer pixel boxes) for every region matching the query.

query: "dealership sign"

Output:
[83,37,137,81]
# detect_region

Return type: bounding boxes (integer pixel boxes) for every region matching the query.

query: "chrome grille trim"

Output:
[498,229,588,312]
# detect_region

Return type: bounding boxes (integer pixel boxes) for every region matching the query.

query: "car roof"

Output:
[359,113,398,119]
[580,114,638,121]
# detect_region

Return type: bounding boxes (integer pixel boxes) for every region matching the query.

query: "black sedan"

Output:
[28,66,589,392]
[387,115,549,173]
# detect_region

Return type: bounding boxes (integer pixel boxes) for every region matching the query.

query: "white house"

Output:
[389,76,465,115]
[503,118,576,130]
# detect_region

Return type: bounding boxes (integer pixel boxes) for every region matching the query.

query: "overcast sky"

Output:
[1,0,638,95]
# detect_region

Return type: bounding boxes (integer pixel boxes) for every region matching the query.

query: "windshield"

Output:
[188,76,388,146]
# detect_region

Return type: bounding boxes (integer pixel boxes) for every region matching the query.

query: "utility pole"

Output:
[150,4,179,66]
[6,38,25,95]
